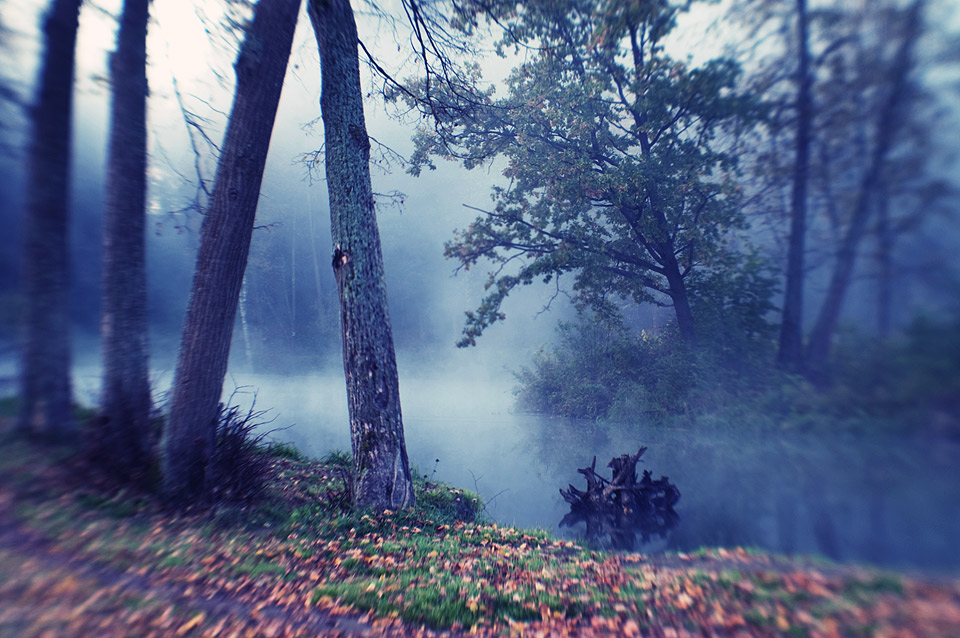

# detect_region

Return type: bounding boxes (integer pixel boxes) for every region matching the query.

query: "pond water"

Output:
[224,369,960,575]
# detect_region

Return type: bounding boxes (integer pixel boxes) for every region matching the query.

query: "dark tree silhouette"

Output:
[307,0,415,509]
[18,0,82,438]
[734,0,940,375]
[776,0,811,372]
[97,0,152,479]
[162,0,300,501]
[804,0,924,374]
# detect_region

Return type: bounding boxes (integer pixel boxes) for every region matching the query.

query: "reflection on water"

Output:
[524,417,960,572]
[228,370,960,574]
[55,364,958,573]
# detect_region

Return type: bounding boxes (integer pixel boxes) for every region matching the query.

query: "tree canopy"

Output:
[408,0,763,344]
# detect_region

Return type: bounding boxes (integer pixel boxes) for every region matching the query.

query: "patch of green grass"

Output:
[313,567,577,630]
[743,609,772,628]
[320,449,352,468]
[15,500,81,539]
[841,574,904,603]
[232,558,289,579]
[300,514,590,630]
[77,491,145,519]
[158,553,191,569]
[415,481,484,524]
[269,441,308,461]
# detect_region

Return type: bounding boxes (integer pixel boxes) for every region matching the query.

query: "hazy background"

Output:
[1,0,959,572]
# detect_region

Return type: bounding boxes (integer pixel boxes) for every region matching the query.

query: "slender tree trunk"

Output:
[98,0,151,478]
[636,124,697,344]
[307,0,415,509]
[805,1,921,374]
[875,182,893,336]
[18,0,82,438]
[777,0,811,372]
[162,0,300,501]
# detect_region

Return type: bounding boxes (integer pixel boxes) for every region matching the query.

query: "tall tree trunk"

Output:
[18,0,82,438]
[805,1,921,375]
[308,0,415,509]
[162,0,300,501]
[777,0,811,372]
[98,0,151,478]
[875,181,893,337]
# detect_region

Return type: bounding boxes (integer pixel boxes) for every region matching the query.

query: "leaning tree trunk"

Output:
[18,0,82,438]
[162,0,300,502]
[98,0,151,479]
[777,0,811,372]
[805,0,921,375]
[308,0,415,509]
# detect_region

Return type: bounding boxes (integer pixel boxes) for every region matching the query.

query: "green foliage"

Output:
[813,315,960,430]
[320,449,352,469]
[516,276,779,421]
[406,0,763,345]
[268,441,308,461]
[207,402,275,504]
[414,480,485,525]
[516,284,960,433]
[284,454,486,536]
[231,558,290,580]
[515,320,644,419]
[76,490,148,519]
[686,251,780,355]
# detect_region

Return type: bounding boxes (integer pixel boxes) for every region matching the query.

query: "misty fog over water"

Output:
[236,372,960,573]
[56,361,960,574]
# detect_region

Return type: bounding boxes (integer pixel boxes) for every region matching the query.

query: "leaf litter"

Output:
[0,431,958,637]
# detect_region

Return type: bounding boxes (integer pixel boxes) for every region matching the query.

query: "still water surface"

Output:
[219,370,960,574]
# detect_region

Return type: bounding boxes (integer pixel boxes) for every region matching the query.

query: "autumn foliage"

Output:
[1,420,958,638]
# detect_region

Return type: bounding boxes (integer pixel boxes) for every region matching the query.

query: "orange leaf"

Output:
[176,612,205,635]
[776,614,791,631]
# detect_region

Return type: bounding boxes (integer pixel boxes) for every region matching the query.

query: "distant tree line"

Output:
[9,0,959,508]
[14,0,470,510]
[395,0,958,422]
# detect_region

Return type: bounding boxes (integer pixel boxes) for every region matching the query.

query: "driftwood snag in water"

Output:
[560,447,680,550]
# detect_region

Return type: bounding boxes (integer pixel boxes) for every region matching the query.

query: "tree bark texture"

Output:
[662,251,696,343]
[98,0,152,478]
[18,0,82,437]
[805,1,921,374]
[777,0,810,372]
[308,0,416,510]
[637,128,697,345]
[162,0,300,501]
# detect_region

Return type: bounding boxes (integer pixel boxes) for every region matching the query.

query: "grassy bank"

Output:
[0,415,958,637]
